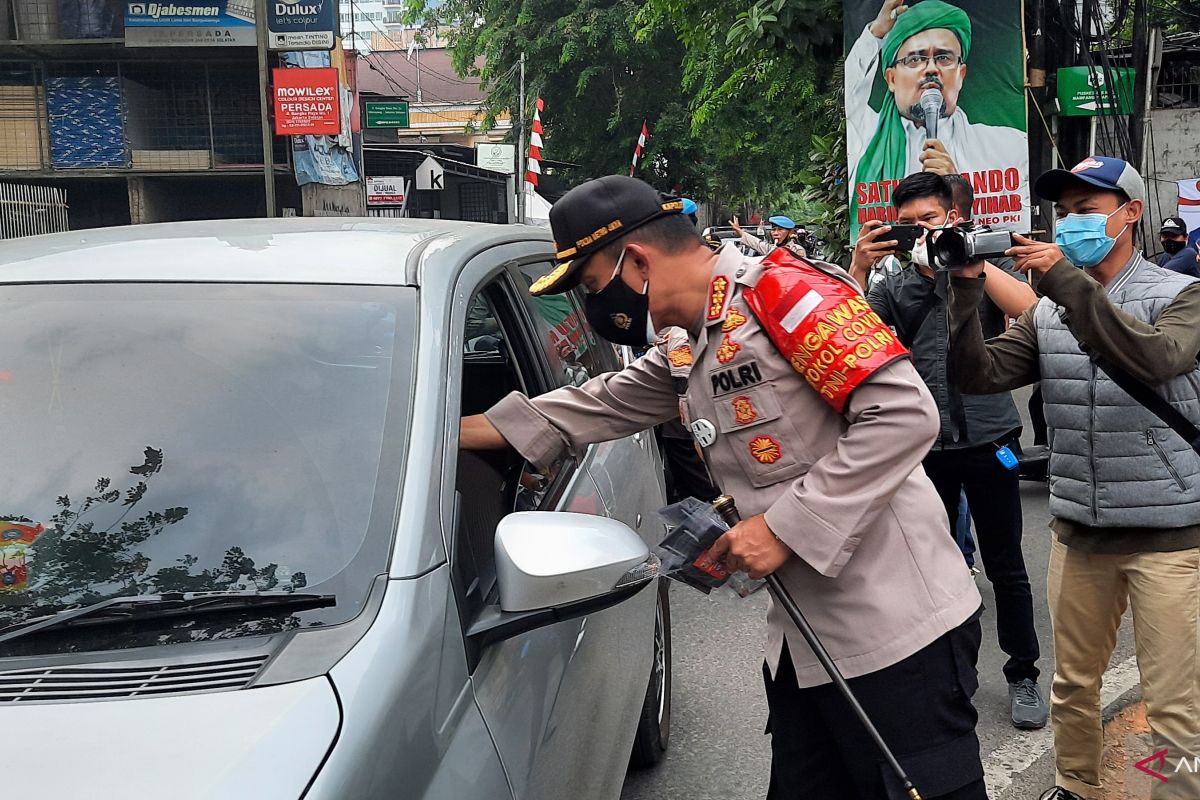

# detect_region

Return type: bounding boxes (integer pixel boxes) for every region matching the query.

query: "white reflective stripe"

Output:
[779,290,822,333]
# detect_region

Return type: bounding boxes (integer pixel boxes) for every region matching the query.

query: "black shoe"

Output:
[1037,788,1084,800]
[1009,678,1049,729]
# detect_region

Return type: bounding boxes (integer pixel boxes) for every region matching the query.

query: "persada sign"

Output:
[272,67,340,136]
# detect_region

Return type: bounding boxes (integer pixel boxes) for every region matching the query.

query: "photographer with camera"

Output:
[948,156,1200,800]
[849,171,1045,731]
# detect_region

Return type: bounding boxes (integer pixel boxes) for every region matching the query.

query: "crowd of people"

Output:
[456,147,1199,799]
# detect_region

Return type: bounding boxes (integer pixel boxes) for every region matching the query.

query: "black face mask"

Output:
[1163,239,1186,255]
[582,249,656,347]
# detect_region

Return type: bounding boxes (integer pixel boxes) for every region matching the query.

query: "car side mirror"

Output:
[466,512,659,647]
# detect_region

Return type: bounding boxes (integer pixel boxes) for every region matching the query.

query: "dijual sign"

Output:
[273,67,340,136]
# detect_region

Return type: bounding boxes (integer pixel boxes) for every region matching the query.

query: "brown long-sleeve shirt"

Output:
[948,257,1200,553]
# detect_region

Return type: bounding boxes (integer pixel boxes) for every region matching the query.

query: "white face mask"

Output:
[912,238,931,268]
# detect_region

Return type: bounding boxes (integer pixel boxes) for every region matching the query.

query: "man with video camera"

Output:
[948,156,1200,800]
[850,172,1046,731]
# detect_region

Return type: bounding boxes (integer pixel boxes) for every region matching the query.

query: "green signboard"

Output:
[365,101,411,128]
[1057,67,1136,117]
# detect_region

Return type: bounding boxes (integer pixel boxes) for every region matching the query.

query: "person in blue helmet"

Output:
[681,197,699,225]
[730,213,809,259]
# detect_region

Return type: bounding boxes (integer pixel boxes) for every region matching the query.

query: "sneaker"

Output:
[1037,788,1084,800]
[1010,678,1049,729]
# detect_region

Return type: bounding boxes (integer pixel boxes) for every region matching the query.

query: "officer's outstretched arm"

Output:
[481,345,680,472]
[762,359,939,579]
[460,414,510,451]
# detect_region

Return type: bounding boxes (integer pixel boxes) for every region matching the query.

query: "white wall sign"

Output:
[415,156,444,191]
[476,143,516,174]
[367,176,408,207]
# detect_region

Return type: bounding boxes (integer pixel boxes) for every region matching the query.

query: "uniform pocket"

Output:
[714,384,811,488]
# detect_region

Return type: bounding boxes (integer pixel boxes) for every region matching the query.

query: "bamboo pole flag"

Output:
[525,97,544,187]
[629,121,649,177]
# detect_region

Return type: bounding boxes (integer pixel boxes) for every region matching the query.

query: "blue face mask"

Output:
[1055,203,1129,267]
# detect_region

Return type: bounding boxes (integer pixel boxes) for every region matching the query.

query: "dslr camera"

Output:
[930,224,1018,270]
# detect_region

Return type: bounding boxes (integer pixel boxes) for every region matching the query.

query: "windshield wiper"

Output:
[0,591,336,645]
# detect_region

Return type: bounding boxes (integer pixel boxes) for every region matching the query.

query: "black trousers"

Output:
[923,444,1040,684]
[765,612,988,800]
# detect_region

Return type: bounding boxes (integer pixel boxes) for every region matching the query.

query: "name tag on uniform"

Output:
[689,418,717,447]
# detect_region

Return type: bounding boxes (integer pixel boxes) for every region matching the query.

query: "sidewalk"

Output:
[1099,701,1154,800]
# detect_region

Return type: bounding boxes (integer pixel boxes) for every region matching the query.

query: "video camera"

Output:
[930,224,1019,270]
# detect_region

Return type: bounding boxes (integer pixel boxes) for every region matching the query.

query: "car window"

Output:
[452,277,572,624]
[516,262,621,387]
[0,283,414,657]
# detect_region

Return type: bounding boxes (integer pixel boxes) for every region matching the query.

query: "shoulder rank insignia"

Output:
[722,307,748,332]
[707,276,730,321]
[715,334,741,364]
[743,249,909,414]
[748,436,783,464]
[667,344,693,367]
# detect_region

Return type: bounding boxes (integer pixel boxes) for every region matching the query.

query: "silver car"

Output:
[0,219,672,799]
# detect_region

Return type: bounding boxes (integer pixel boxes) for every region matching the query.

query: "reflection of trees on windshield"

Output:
[0,447,308,634]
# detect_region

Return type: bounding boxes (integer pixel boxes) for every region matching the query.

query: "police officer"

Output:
[731,214,809,258]
[460,175,986,800]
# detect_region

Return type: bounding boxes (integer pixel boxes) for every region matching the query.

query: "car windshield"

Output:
[0,283,414,657]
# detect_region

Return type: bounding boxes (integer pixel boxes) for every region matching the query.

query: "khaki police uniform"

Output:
[487,175,987,799]
[490,243,981,685]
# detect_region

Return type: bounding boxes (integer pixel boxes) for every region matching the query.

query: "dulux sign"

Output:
[267,0,335,50]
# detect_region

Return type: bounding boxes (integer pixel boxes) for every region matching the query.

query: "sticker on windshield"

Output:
[0,520,46,592]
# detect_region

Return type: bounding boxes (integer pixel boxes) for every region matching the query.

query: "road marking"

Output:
[983,655,1142,797]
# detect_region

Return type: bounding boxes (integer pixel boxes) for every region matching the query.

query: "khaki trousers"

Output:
[1047,534,1200,800]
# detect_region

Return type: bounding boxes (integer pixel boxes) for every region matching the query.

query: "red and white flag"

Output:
[526,97,544,188]
[1180,178,1200,238]
[629,121,648,177]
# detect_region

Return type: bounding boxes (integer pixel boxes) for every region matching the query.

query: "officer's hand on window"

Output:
[706,514,792,580]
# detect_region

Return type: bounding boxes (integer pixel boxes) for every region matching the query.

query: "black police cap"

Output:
[530,175,683,296]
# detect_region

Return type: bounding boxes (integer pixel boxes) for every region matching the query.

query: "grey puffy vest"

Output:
[1034,255,1200,528]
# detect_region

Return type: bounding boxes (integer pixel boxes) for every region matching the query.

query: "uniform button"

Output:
[735,267,746,278]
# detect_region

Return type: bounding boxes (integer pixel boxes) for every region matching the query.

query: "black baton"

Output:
[712,495,924,800]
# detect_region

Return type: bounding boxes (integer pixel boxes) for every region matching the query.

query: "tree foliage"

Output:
[404,0,850,249]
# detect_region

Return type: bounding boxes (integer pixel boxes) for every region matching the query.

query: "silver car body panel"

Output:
[0,219,666,800]
[6,676,339,798]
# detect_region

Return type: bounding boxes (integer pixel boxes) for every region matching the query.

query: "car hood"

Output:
[4,676,340,798]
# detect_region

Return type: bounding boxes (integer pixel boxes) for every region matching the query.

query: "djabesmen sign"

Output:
[272,67,340,136]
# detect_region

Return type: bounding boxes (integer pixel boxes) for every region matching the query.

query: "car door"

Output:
[511,261,668,551]
[445,256,658,800]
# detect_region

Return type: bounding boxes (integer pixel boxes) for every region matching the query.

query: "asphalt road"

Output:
[622,388,1141,800]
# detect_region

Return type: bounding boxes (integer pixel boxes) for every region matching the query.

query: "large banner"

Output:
[843,0,1029,238]
[124,0,255,46]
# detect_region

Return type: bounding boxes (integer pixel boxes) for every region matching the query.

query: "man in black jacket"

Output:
[850,171,1046,730]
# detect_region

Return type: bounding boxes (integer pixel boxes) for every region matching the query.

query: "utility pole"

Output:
[1129,0,1149,167]
[254,0,276,218]
[415,40,423,102]
[516,51,526,224]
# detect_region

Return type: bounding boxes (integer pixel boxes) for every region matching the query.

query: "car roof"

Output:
[0,218,554,286]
